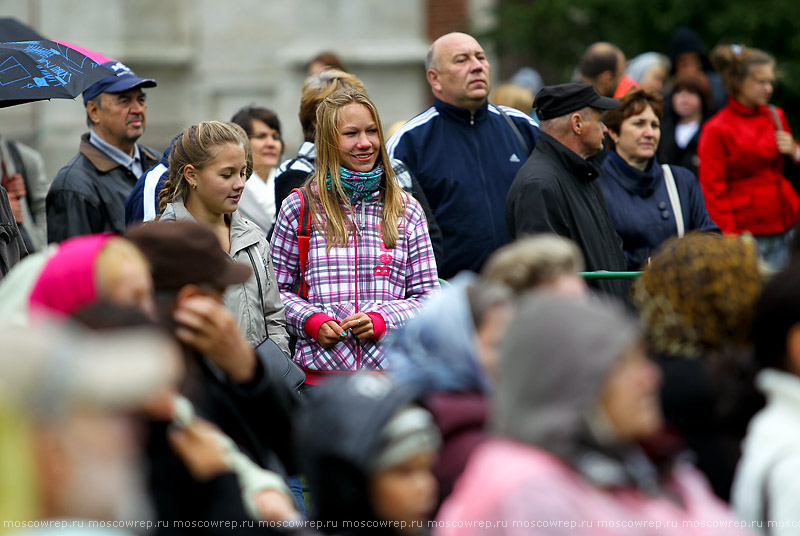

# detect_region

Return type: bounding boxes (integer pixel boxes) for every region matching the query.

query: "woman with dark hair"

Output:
[698,44,800,268]
[270,88,439,385]
[307,50,347,75]
[598,88,718,270]
[657,72,712,175]
[230,106,283,236]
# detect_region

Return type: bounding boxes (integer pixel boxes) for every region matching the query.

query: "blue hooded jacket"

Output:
[384,273,490,394]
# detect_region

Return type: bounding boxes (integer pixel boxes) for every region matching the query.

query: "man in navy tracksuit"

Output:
[387,32,538,280]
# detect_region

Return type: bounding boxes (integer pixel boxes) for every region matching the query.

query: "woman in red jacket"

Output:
[697,44,800,267]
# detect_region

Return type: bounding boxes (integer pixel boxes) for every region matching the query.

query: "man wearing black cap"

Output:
[46,60,160,243]
[505,83,630,303]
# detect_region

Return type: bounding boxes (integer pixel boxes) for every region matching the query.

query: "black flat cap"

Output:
[534,83,619,121]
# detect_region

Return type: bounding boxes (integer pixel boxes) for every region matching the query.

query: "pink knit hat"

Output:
[29,233,116,317]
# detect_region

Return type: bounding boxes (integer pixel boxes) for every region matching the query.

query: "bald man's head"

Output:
[426,32,491,113]
[580,42,626,97]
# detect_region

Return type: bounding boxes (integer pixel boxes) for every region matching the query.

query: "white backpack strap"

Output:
[662,164,684,238]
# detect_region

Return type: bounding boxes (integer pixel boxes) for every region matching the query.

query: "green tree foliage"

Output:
[486,0,800,122]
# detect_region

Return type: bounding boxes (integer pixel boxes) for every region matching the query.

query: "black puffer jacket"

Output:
[46,133,159,242]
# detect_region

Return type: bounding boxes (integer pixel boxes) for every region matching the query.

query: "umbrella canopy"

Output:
[0,18,46,42]
[0,40,114,108]
[53,40,115,65]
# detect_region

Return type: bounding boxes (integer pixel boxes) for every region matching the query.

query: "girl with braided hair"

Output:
[158,120,288,353]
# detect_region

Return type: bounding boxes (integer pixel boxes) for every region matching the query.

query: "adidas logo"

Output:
[509,153,521,163]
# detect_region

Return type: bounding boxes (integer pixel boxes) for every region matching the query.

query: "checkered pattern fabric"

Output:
[270,188,439,372]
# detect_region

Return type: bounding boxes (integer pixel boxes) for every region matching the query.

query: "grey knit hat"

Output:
[492,293,640,460]
[370,405,441,473]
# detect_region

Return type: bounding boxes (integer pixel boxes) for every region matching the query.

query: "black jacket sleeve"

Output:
[46,188,104,243]
[274,170,310,222]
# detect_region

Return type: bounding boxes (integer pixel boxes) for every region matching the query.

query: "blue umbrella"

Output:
[0,40,114,108]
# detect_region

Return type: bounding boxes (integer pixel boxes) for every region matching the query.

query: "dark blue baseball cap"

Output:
[82,60,157,105]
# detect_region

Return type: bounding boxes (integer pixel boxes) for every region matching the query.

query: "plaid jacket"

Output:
[270,188,439,373]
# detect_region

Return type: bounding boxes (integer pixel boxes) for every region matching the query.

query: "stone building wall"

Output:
[1,0,492,180]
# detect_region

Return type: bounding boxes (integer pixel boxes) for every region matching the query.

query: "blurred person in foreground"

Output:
[72,300,300,529]
[732,268,800,532]
[0,322,181,534]
[633,232,764,500]
[126,221,302,533]
[385,234,586,507]
[481,233,587,298]
[296,373,441,535]
[0,233,154,325]
[436,294,746,535]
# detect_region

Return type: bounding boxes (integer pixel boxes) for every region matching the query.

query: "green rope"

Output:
[580,271,643,280]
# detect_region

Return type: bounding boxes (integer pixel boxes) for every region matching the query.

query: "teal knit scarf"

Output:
[326,166,384,204]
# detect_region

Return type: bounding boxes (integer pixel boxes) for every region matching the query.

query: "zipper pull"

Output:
[352,204,362,237]
[361,202,367,232]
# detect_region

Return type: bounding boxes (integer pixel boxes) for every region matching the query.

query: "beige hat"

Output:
[0,321,182,417]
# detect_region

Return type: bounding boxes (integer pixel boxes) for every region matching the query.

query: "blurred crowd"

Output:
[3,22,800,536]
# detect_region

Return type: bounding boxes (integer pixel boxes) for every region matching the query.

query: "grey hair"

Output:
[425,43,438,71]
[539,106,593,136]
[482,234,585,293]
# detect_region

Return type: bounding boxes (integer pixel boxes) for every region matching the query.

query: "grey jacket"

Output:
[161,200,289,354]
